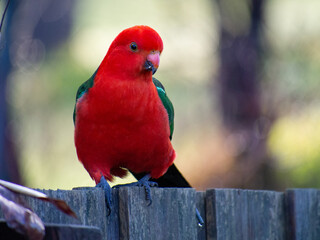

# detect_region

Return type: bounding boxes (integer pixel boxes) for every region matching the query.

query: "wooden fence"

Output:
[1,187,320,240]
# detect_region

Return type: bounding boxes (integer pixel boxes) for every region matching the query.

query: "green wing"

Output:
[152,77,174,140]
[73,69,98,124]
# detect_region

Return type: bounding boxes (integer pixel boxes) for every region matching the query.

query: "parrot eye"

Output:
[130,42,138,52]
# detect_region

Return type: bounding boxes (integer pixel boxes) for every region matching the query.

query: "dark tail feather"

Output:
[131,164,191,188]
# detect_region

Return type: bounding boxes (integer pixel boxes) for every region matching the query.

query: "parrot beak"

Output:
[144,51,160,75]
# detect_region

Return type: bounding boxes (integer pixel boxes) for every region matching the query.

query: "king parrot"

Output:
[73,25,204,225]
[73,25,189,198]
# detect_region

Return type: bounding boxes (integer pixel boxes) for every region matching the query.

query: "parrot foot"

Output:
[96,176,112,215]
[113,174,158,206]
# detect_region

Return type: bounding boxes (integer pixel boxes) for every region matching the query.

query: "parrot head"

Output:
[101,25,163,80]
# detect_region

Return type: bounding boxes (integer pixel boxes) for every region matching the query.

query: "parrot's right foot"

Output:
[96,176,112,215]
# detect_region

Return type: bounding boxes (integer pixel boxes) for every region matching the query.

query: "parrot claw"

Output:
[96,176,112,216]
[113,174,157,206]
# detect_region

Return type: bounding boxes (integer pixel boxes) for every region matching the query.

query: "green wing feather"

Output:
[73,69,98,124]
[152,77,174,140]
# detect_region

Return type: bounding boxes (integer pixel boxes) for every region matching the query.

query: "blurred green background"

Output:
[1,0,320,190]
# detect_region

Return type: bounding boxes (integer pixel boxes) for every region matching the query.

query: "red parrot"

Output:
[73,25,204,225]
[73,26,180,203]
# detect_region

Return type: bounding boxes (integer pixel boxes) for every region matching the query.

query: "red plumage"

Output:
[74,26,176,183]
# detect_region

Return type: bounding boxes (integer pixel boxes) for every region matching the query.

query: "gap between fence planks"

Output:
[1,187,320,240]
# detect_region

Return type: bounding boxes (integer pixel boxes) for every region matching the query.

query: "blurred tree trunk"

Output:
[0,0,21,183]
[215,0,276,189]
[0,0,74,184]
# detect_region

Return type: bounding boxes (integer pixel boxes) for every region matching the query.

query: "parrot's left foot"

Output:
[96,176,112,215]
[113,174,157,206]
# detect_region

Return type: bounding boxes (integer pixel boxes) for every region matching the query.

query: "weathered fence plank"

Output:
[28,188,110,238]
[285,189,320,240]
[118,186,199,240]
[0,187,119,240]
[44,224,102,240]
[206,189,286,240]
[0,221,103,240]
[196,191,206,240]
[2,187,320,240]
